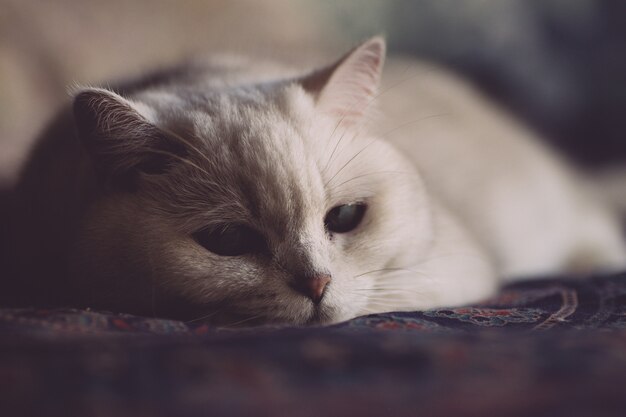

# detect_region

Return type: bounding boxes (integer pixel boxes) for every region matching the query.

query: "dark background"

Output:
[321,0,626,169]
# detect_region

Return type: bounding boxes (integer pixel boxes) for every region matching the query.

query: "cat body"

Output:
[2,38,624,325]
[379,59,626,279]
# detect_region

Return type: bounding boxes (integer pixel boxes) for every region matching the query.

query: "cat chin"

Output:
[182,304,343,327]
[212,296,359,326]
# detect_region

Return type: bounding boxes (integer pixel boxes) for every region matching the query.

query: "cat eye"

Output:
[324,203,367,234]
[193,224,265,257]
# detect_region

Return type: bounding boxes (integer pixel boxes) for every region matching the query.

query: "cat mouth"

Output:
[305,304,335,326]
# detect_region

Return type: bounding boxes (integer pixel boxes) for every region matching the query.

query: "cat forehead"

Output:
[135,83,313,157]
[141,85,331,230]
[137,81,313,122]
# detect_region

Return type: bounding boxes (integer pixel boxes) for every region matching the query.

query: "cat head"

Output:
[71,37,434,325]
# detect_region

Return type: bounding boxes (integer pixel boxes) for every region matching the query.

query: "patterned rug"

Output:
[1,274,626,416]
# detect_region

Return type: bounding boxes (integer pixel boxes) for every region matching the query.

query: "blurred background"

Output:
[1,0,625,185]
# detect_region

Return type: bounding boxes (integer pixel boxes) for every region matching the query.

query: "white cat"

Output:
[2,37,624,325]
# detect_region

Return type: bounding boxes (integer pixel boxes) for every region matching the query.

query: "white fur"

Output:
[377,58,626,278]
[68,37,625,325]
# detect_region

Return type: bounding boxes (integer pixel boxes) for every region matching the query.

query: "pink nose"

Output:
[294,274,331,304]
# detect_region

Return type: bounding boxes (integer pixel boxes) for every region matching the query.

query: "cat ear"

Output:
[73,88,185,186]
[300,36,385,125]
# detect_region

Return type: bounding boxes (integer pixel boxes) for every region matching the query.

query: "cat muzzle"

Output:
[292,274,331,305]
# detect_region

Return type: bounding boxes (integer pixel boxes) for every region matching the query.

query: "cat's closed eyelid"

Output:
[192,224,267,257]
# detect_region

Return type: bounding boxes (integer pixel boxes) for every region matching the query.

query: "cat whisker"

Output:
[353,267,420,279]
[143,148,213,178]
[322,122,359,175]
[321,83,381,174]
[185,309,221,324]
[158,126,218,170]
[321,103,381,174]
[378,113,451,139]
[360,299,406,309]
[363,298,420,308]
[226,313,265,327]
[322,63,444,176]
[354,288,431,301]
[325,138,378,187]
[322,62,434,170]
[353,287,428,295]
[358,307,408,316]
[321,115,349,174]
[422,251,489,262]
[327,170,412,191]
[322,92,385,175]
[145,127,239,197]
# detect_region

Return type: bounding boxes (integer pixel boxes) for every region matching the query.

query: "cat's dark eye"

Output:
[324,203,367,234]
[193,224,265,256]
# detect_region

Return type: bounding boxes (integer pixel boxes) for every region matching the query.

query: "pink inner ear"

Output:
[314,37,386,125]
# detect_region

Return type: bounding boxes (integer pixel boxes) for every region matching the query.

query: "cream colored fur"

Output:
[5,37,624,325]
[378,58,626,279]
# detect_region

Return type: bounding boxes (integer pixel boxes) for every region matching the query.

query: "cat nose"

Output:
[293,274,331,304]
